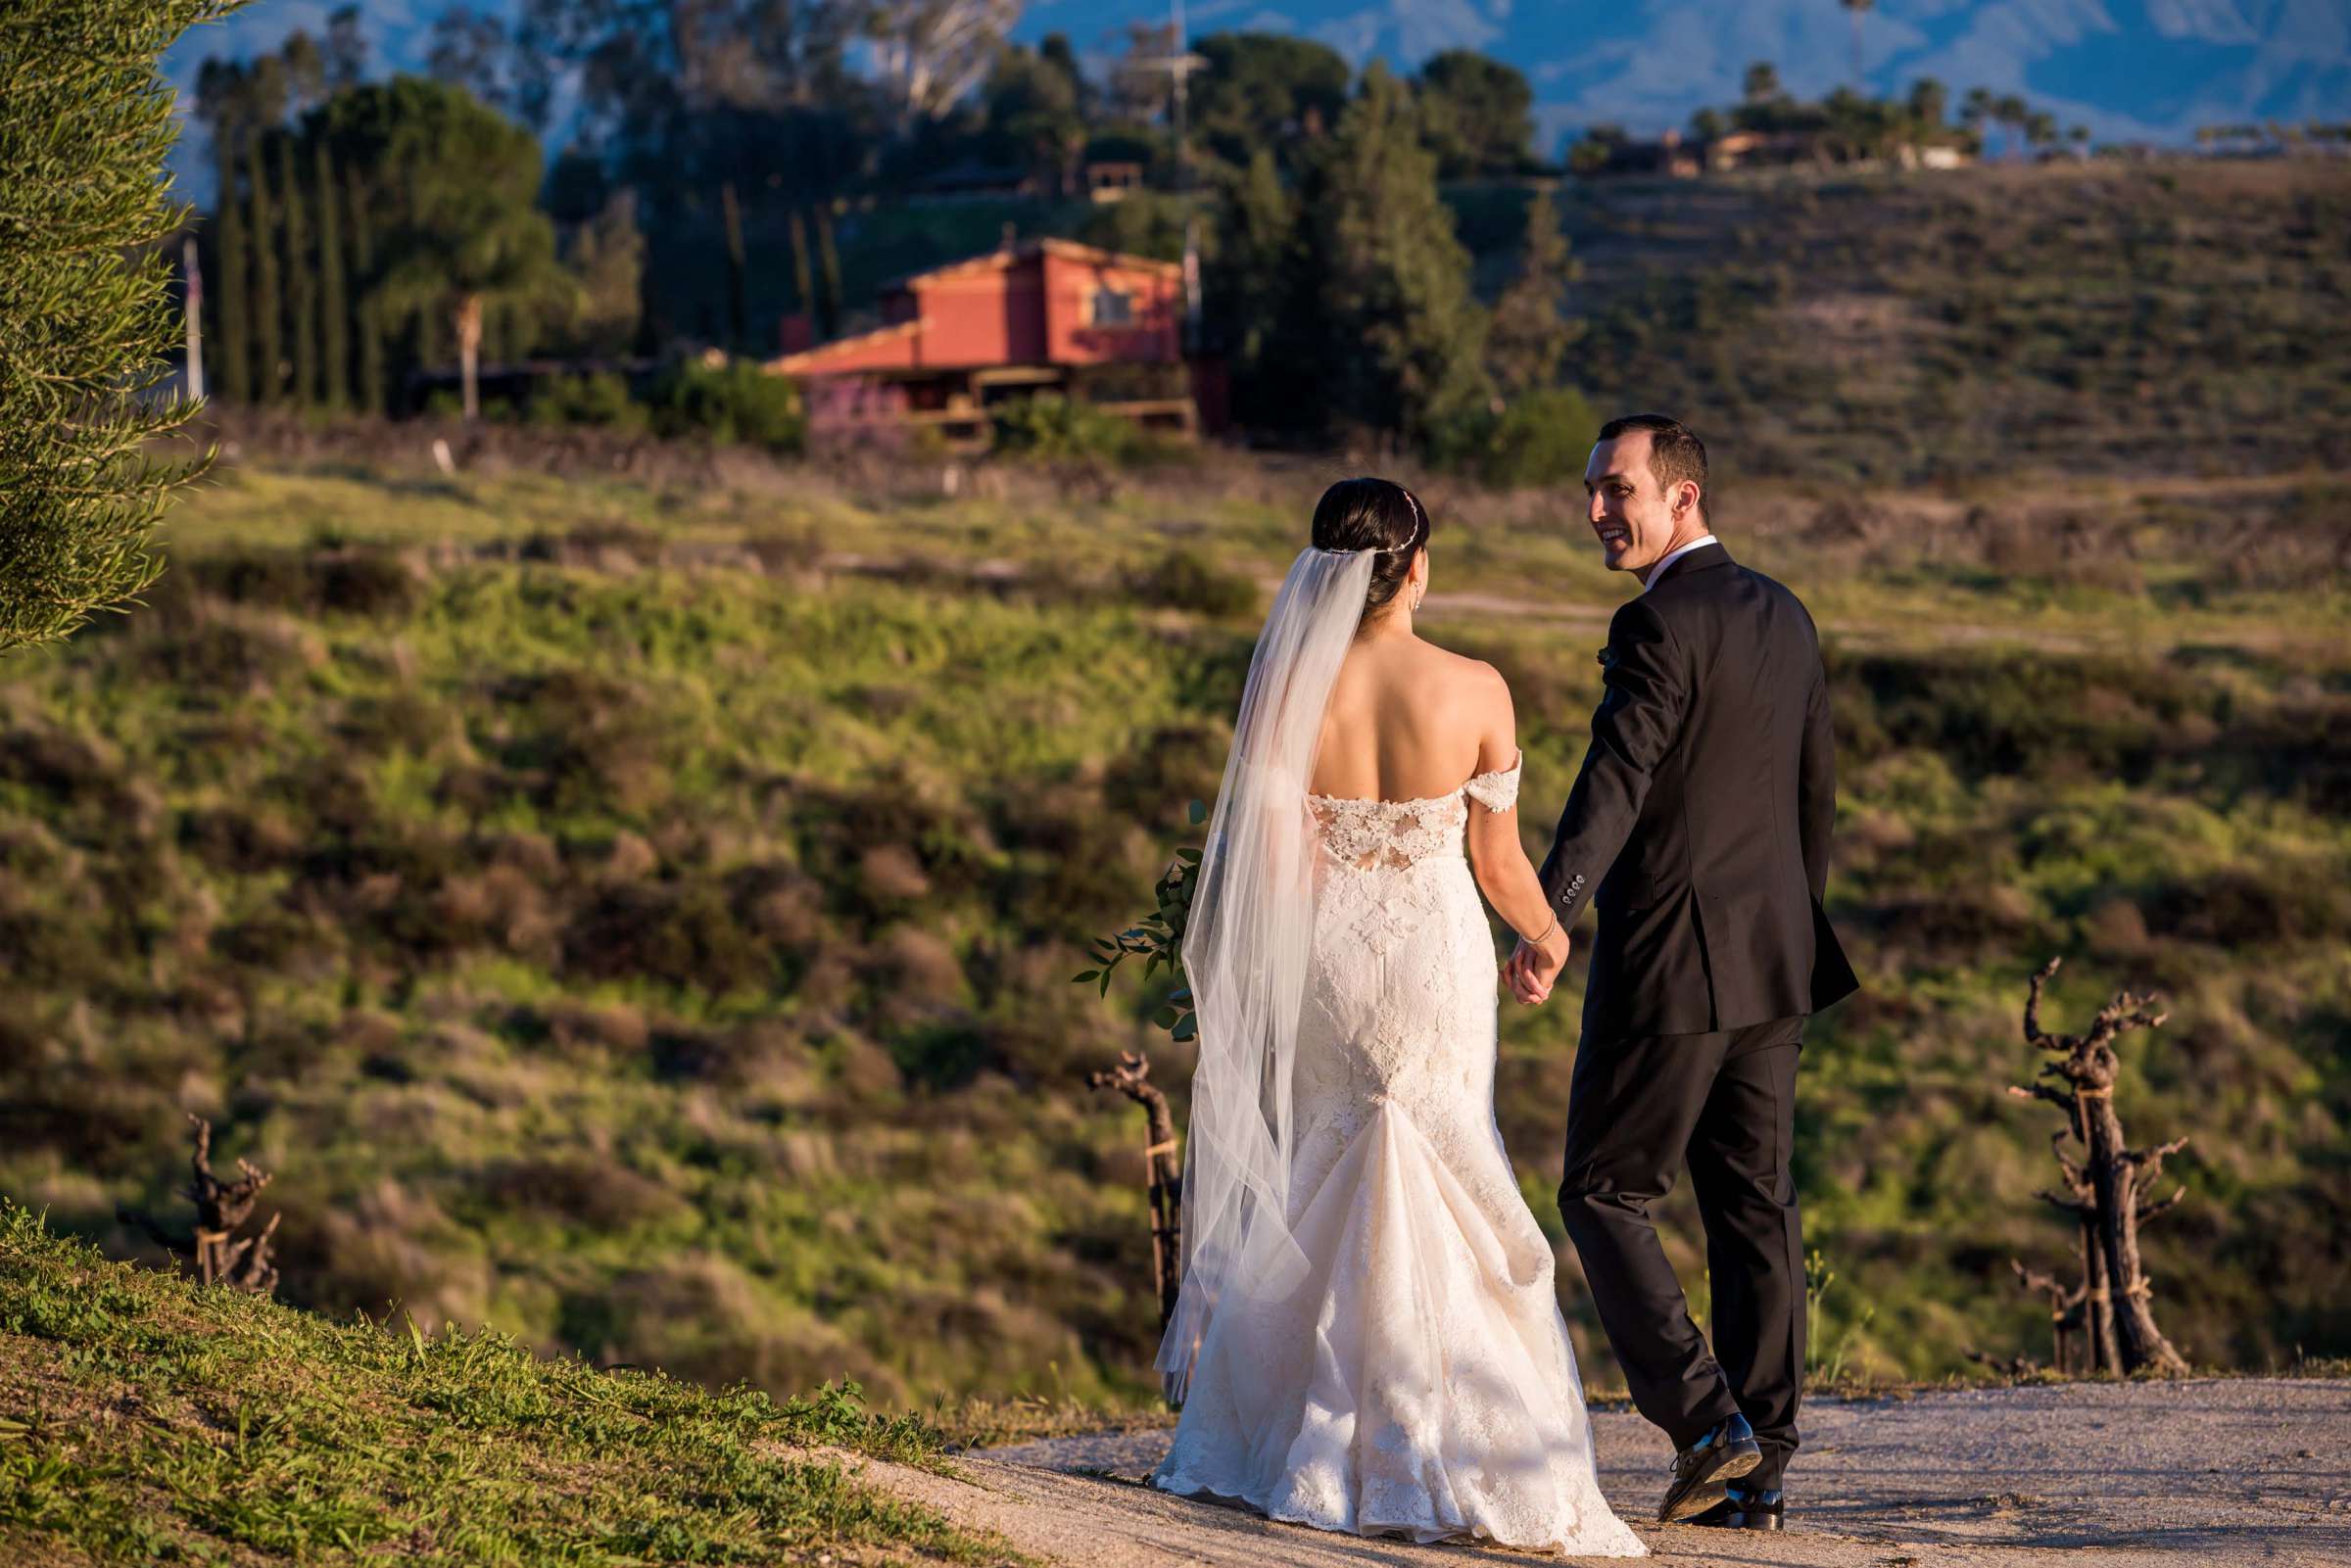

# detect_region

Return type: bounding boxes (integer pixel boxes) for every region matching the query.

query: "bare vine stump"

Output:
[2004,957,2190,1376]
[118,1114,281,1295]
[1086,1051,1182,1331]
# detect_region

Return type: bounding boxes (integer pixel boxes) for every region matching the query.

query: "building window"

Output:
[1091,287,1134,327]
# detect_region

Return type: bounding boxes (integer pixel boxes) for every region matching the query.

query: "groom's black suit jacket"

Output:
[1537,541,1858,1041]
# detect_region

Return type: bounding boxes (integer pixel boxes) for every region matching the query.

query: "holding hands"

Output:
[1505,919,1571,1006]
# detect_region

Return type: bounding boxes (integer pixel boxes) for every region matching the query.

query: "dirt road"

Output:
[840,1379,2348,1566]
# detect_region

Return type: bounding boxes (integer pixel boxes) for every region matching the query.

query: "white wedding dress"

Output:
[1151,758,1646,1557]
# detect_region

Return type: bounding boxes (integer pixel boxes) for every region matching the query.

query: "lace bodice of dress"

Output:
[1306,754,1522,870]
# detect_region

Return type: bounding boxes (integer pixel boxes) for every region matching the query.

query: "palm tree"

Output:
[1961,86,1994,156]
[1841,0,1874,92]
[1995,94,2030,162]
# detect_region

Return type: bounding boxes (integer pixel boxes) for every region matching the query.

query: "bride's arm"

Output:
[1463,668,1565,958]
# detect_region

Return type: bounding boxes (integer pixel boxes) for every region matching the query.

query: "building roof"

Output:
[877,237,1180,296]
[768,318,922,376]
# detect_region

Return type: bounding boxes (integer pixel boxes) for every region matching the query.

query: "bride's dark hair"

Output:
[1311,477,1429,623]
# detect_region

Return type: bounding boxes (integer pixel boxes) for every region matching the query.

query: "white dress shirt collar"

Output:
[1641,533,1720,593]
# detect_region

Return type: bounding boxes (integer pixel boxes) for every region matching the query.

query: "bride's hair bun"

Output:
[1311,477,1429,623]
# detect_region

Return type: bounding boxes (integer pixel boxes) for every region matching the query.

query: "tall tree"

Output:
[1300,63,1489,444]
[428,5,525,118]
[1413,50,1535,178]
[212,128,251,404]
[1209,148,1309,428]
[863,0,1021,129]
[315,139,349,411]
[1995,93,2030,161]
[1960,86,1994,155]
[345,163,384,415]
[984,40,1086,195]
[322,3,367,89]
[0,0,239,655]
[788,209,818,336]
[1487,188,1581,397]
[1907,76,1947,132]
[815,208,844,339]
[1744,61,1782,104]
[720,181,748,348]
[248,129,281,403]
[277,132,317,405]
[560,192,646,356]
[1192,32,1351,171]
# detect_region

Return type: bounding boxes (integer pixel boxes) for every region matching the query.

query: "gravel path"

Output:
[840,1379,2350,1567]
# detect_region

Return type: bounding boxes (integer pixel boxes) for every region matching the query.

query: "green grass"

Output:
[0,1202,1012,1566]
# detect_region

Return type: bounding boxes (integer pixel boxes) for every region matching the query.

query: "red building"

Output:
[769,239,1203,447]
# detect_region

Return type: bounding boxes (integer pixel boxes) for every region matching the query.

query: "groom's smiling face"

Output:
[1583,432,1686,574]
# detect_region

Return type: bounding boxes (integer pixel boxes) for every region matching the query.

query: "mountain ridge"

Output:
[164,1,2351,168]
[1024,0,2351,150]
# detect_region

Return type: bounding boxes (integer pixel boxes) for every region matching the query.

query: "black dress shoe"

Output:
[1687,1483,1785,1531]
[1656,1412,1763,1522]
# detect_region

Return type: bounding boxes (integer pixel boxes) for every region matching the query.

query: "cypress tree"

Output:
[212,126,251,404]
[315,138,349,411]
[1211,148,1310,430]
[249,129,282,403]
[1300,62,1489,444]
[1487,187,1582,396]
[788,209,816,334]
[0,0,223,654]
[721,181,748,350]
[277,131,316,406]
[346,166,384,416]
[815,208,843,341]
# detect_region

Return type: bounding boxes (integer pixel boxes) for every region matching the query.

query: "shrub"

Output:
[1123,549,1258,619]
[1428,386,1598,489]
[989,393,1142,462]
[529,371,650,434]
[648,357,805,452]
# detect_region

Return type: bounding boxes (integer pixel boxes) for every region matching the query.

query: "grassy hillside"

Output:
[1,441,2343,1408]
[0,1202,1003,1564]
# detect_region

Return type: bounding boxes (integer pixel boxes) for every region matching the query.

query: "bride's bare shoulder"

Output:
[1412,639,1512,709]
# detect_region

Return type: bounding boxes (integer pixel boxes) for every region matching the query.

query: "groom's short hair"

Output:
[1599,413,1707,515]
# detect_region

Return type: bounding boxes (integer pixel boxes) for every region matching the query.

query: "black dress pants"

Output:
[1558,1016,1805,1489]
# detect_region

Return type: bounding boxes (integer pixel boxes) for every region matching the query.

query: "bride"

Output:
[1149,478,1645,1556]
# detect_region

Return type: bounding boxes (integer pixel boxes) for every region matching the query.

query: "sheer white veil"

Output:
[1157,544,1375,1403]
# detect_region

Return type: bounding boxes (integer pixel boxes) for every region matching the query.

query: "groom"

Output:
[1508,413,1857,1532]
